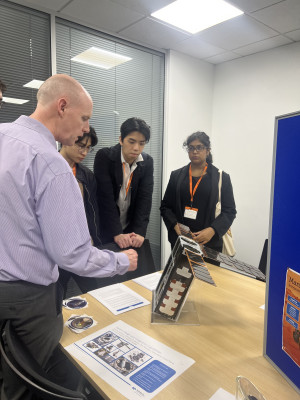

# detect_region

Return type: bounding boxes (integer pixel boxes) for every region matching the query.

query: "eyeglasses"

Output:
[75,143,94,154]
[187,145,207,153]
[0,99,5,109]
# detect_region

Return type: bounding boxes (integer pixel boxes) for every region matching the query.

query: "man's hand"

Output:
[174,223,181,236]
[192,227,215,244]
[122,249,138,271]
[114,233,133,249]
[129,233,144,248]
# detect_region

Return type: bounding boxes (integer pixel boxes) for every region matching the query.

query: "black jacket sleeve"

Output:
[160,171,178,232]
[94,149,123,240]
[86,172,102,247]
[76,163,102,247]
[129,156,154,237]
[210,172,236,238]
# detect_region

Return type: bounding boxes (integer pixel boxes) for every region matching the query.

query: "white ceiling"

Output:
[9,0,300,64]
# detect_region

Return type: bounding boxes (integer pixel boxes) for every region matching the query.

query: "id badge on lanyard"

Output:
[184,163,207,220]
[122,163,133,200]
[184,206,198,220]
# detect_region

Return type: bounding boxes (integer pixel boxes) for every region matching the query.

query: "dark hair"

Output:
[75,126,98,147]
[0,79,7,93]
[120,117,151,143]
[183,131,213,164]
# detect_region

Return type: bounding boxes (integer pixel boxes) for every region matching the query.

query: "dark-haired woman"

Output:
[160,131,236,252]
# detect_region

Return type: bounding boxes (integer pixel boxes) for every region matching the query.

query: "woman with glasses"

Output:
[59,127,102,294]
[160,131,236,252]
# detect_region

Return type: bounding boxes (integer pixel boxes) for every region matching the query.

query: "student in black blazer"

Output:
[160,131,236,252]
[94,118,154,248]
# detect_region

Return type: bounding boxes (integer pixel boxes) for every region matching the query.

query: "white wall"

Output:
[162,50,215,264]
[212,41,300,267]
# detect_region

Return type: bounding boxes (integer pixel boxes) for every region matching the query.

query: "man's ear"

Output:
[119,136,123,146]
[58,98,67,117]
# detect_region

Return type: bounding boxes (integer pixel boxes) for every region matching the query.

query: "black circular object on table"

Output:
[70,317,93,329]
[66,299,87,309]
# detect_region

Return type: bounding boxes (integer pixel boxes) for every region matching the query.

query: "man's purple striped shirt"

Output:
[0,116,129,285]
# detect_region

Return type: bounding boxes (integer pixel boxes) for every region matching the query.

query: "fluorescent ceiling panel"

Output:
[71,47,132,69]
[3,97,29,105]
[23,79,44,89]
[151,0,244,34]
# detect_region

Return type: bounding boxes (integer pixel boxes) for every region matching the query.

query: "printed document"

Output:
[65,320,195,400]
[132,271,162,291]
[89,283,150,315]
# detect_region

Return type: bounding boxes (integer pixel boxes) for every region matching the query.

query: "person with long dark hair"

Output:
[160,131,236,252]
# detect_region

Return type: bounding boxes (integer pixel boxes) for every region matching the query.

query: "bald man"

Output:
[0,74,137,400]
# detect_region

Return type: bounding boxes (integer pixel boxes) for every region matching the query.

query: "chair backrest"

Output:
[0,320,87,400]
[258,239,268,275]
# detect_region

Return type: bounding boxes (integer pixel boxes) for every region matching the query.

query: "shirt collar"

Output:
[14,115,57,149]
[121,150,144,166]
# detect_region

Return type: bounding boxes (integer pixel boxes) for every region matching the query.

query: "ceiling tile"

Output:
[226,0,284,13]
[205,52,241,64]
[252,0,300,34]
[196,15,278,50]
[61,0,144,33]
[109,0,175,15]
[234,35,293,56]
[285,29,300,41]
[9,0,71,12]
[119,17,191,49]
[172,37,225,59]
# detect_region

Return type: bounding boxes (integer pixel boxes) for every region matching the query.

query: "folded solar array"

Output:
[201,245,266,282]
[178,223,266,282]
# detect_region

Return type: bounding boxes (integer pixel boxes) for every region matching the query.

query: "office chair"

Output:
[258,239,268,276]
[0,320,87,400]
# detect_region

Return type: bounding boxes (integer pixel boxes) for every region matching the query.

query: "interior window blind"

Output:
[0,1,51,124]
[56,19,164,268]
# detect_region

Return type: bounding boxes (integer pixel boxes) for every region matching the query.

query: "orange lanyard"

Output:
[72,164,76,177]
[189,163,207,205]
[122,162,134,199]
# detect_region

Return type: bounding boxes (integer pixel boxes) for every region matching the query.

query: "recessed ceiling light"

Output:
[151,0,244,34]
[3,97,29,105]
[71,47,132,70]
[23,79,44,89]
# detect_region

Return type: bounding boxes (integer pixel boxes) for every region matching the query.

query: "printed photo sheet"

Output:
[65,320,195,400]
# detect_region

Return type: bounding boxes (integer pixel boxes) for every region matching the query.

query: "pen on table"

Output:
[117,302,144,312]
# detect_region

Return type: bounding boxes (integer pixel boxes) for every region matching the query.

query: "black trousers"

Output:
[0,280,67,400]
[58,267,97,297]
